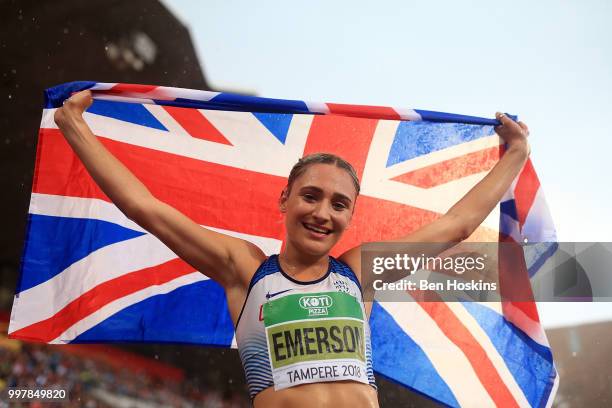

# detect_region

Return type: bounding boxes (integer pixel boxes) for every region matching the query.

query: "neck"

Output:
[279,244,329,279]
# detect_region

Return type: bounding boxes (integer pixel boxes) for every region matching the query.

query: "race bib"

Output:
[263,291,369,390]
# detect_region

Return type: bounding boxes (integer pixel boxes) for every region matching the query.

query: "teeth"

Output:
[304,224,330,234]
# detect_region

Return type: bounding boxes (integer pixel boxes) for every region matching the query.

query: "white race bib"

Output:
[263,291,369,390]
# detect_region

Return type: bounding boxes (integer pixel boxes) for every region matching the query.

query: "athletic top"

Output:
[235,255,377,399]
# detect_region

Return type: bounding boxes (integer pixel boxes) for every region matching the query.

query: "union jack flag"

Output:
[9,81,558,407]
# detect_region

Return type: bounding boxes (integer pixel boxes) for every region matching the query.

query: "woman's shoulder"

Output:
[336,246,362,283]
[228,239,269,289]
[329,255,363,290]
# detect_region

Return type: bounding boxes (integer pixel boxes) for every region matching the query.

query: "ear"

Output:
[279,187,288,213]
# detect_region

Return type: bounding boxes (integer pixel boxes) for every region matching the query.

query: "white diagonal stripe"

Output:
[90,83,117,91]
[393,107,422,121]
[304,101,329,114]
[545,374,560,408]
[142,104,192,137]
[154,86,219,101]
[93,95,156,105]
[29,193,146,233]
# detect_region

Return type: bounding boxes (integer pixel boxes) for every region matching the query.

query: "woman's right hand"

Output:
[494,112,530,156]
[54,90,94,127]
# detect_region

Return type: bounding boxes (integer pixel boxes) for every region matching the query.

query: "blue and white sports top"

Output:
[235,255,376,399]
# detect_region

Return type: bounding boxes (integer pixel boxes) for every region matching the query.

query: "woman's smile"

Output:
[302,222,333,238]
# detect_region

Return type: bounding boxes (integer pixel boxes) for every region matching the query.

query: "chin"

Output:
[292,236,337,257]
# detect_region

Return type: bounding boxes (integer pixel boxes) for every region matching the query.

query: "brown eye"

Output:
[333,202,347,210]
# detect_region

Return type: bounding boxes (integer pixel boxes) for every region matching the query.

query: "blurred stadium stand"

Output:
[1,317,248,407]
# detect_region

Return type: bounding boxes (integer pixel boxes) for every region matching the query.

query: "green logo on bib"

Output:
[299,294,333,316]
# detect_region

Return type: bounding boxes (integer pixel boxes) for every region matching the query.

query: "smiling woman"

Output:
[279,154,359,262]
[54,89,530,407]
[235,155,379,406]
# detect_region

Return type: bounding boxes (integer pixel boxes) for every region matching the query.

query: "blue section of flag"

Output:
[44,81,97,108]
[252,113,293,144]
[161,95,311,115]
[73,279,235,346]
[17,215,145,293]
[461,302,555,407]
[210,93,310,114]
[87,100,168,131]
[387,123,494,167]
[370,302,458,407]
[154,98,217,110]
[415,110,515,126]
[500,199,518,221]
[499,211,519,240]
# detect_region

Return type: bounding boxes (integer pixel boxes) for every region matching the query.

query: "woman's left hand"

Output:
[494,112,530,156]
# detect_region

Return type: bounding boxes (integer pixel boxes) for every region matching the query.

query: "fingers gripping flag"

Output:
[10,81,558,407]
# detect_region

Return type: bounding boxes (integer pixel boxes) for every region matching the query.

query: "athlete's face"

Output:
[280,164,357,257]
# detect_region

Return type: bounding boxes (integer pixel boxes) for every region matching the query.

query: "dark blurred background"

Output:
[0,1,610,407]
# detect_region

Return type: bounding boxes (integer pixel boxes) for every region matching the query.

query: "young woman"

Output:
[54,90,530,408]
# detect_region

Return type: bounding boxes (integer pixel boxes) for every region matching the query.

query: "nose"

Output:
[311,200,331,222]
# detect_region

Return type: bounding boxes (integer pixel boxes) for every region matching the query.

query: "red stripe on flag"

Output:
[162,106,232,145]
[499,233,541,323]
[417,299,520,408]
[34,129,285,239]
[513,159,540,227]
[108,83,158,94]
[9,258,194,343]
[326,103,401,120]
[303,114,378,180]
[391,145,503,188]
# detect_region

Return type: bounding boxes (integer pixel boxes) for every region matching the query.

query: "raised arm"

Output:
[341,112,530,282]
[54,90,265,289]
[397,112,530,244]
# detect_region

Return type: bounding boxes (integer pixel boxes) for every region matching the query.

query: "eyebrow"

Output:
[299,186,353,204]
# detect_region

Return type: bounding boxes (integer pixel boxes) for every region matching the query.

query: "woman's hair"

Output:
[285,153,361,195]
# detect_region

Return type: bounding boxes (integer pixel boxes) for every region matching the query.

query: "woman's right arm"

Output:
[54,90,265,288]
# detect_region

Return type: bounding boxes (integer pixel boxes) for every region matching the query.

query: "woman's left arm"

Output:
[340,112,530,278]
[406,112,530,244]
